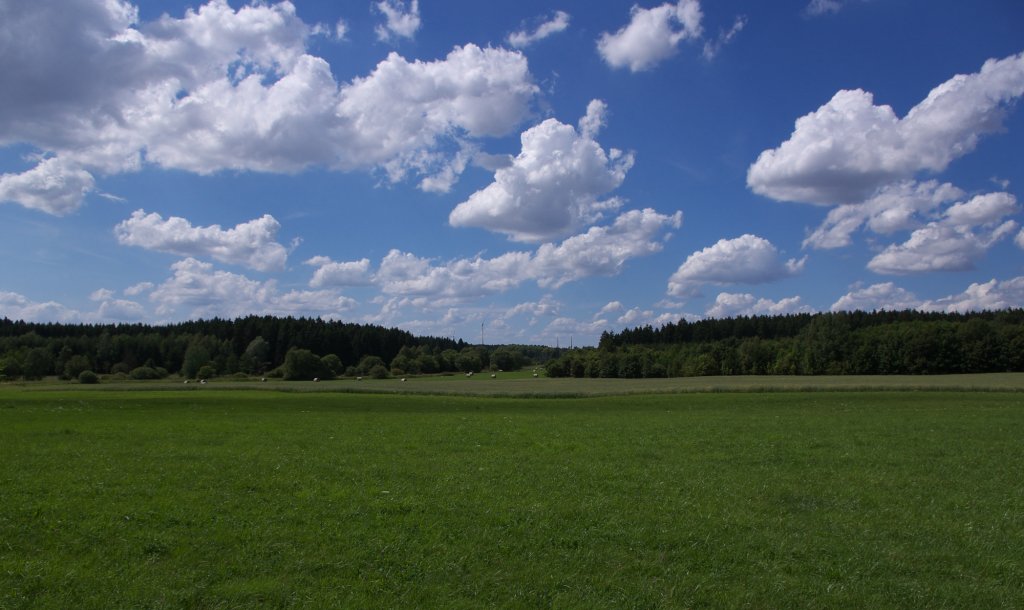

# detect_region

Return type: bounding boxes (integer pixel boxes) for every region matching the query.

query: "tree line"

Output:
[546,309,1024,378]
[0,316,561,382]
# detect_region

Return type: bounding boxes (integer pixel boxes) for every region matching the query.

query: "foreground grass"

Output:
[1,389,1022,608]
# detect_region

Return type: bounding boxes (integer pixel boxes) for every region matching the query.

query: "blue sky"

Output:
[1,0,1023,345]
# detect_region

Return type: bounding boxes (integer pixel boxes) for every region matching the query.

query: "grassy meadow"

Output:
[1,379,1023,608]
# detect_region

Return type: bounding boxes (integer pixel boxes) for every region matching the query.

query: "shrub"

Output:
[283,348,329,381]
[368,364,390,379]
[321,354,344,377]
[63,355,93,380]
[196,364,217,380]
[110,362,133,375]
[130,366,162,380]
[78,370,99,384]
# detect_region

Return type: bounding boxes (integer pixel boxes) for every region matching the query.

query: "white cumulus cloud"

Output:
[532,208,683,288]
[748,52,1024,205]
[97,298,146,321]
[867,220,1018,275]
[830,282,921,312]
[0,157,95,216]
[706,292,811,318]
[0,1,537,214]
[114,210,289,272]
[667,234,805,297]
[304,257,372,288]
[0,292,83,323]
[149,257,355,319]
[1,289,145,323]
[803,180,964,250]
[449,100,633,242]
[375,208,681,301]
[508,11,570,49]
[865,193,1019,275]
[597,0,703,72]
[597,301,624,317]
[375,0,420,42]
[920,276,1024,313]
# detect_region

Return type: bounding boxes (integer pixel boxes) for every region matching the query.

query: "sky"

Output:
[1,0,1023,346]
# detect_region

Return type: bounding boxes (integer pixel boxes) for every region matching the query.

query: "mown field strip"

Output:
[11,371,1024,397]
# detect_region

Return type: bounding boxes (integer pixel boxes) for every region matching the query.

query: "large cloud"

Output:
[706,292,811,318]
[0,290,144,323]
[532,208,682,288]
[920,276,1024,313]
[311,208,682,302]
[866,193,1019,274]
[148,258,354,319]
[747,52,1024,205]
[0,0,538,214]
[597,0,703,72]
[0,292,83,323]
[667,234,805,296]
[803,180,964,249]
[449,100,634,242]
[831,276,1024,313]
[0,157,96,216]
[830,282,921,312]
[114,210,290,272]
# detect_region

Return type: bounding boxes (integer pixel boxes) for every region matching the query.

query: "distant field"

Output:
[2,387,1022,607]
[13,371,1024,397]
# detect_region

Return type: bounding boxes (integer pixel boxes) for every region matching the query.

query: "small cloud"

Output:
[597,301,624,317]
[668,234,805,297]
[114,210,290,272]
[124,282,154,296]
[990,176,1011,190]
[597,0,703,72]
[97,191,127,203]
[375,0,420,42]
[304,256,373,288]
[804,0,844,16]
[334,18,349,41]
[508,10,570,49]
[702,15,746,60]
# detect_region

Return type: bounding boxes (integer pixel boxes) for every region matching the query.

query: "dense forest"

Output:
[546,309,1024,378]
[3,310,1023,382]
[0,316,554,382]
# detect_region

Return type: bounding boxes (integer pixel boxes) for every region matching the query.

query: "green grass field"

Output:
[2,381,1023,608]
